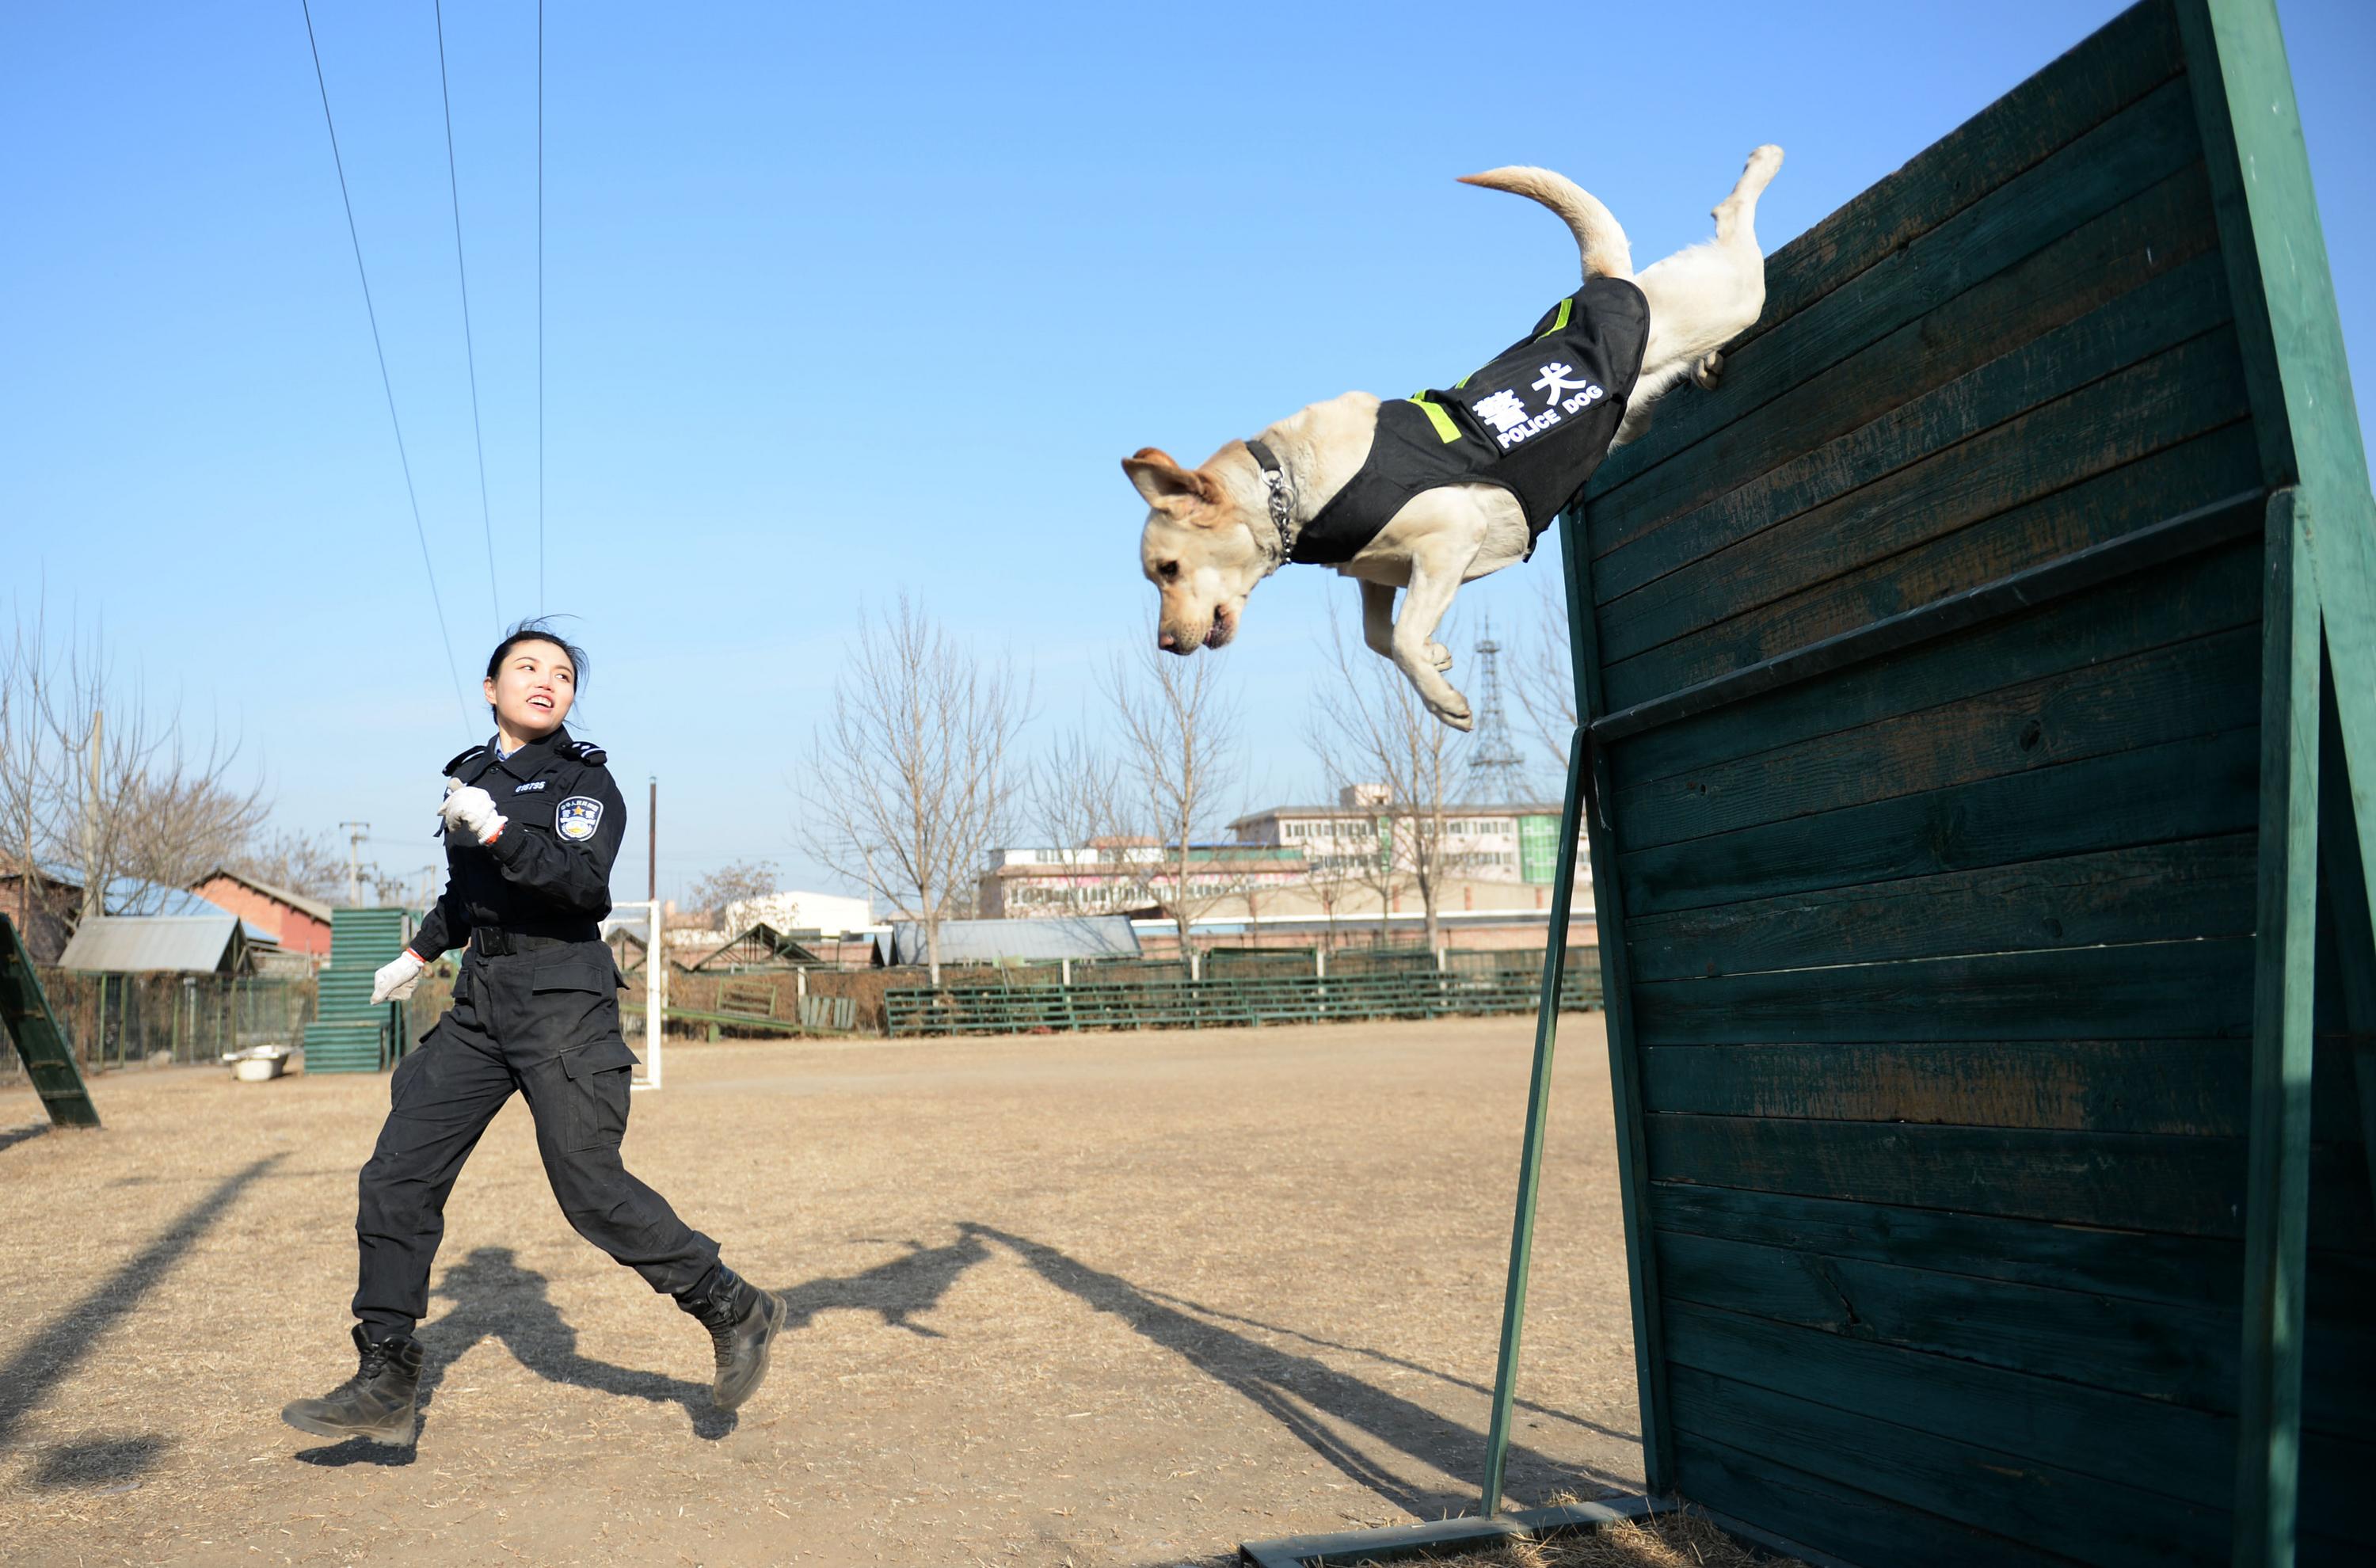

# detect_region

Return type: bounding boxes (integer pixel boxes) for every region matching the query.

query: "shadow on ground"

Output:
[774,1230,994,1337]
[1140,1285,1638,1448]
[29,1434,171,1491]
[965,1223,1633,1520]
[0,1154,283,1452]
[292,1231,1001,1464]
[294,1245,727,1466]
[0,1122,51,1156]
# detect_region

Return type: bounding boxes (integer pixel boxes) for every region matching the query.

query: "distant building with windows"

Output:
[973,787,1589,947]
[976,839,1307,919]
[1225,786,1574,886]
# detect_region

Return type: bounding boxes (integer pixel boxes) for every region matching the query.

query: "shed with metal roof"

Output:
[57,914,254,976]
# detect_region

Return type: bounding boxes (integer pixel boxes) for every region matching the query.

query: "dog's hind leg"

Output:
[1714,145,1784,244]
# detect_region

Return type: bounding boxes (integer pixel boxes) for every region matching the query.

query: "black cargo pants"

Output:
[352,939,718,1338]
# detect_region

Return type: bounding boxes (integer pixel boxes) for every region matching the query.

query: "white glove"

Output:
[440,782,508,844]
[371,950,426,1004]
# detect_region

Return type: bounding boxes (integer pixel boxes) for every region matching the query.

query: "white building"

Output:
[718,889,874,937]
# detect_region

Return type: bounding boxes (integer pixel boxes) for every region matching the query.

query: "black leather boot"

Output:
[680,1265,783,1411]
[281,1326,425,1445]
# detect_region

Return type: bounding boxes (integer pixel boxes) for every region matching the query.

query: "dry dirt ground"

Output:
[0,1015,1642,1566]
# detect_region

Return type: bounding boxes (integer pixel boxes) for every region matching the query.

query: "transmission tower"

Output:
[1466,615,1526,799]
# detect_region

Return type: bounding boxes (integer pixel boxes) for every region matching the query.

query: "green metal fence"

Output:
[884,948,1601,1037]
[0,970,315,1076]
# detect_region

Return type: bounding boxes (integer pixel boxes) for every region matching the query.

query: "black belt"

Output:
[469,928,594,957]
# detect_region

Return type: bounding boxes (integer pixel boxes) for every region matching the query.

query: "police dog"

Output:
[1125,146,1782,729]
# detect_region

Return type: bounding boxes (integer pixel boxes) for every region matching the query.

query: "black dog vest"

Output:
[1290,276,1650,565]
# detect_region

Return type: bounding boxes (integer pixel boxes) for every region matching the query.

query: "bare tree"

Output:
[801,597,1029,984]
[1512,569,1578,777]
[1100,646,1245,962]
[1023,728,1134,918]
[1296,849,1366,954]
[685,858,781,930]
[1309,604,1468,954]
[1024,653,1247,961]
[226,828,350,904]
[2,603,266,930]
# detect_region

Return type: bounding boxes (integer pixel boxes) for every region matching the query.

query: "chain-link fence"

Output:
[0,970,317,1079]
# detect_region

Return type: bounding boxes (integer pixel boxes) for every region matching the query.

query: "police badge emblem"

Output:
[555,795,604,843]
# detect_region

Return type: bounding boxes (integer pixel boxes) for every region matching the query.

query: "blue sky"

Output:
[5,1,2370,907]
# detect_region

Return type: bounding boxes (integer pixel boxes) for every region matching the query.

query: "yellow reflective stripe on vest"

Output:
[1407,393,1462,444]
[1536,295,1574,339]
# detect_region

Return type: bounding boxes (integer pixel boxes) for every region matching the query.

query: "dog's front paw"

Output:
[1693,352,1724,391]
[1431,693,1475,732]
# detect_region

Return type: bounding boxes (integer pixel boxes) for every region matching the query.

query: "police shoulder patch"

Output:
[555,795,604,843]
[442,744,489,774]
[561,740,607,765]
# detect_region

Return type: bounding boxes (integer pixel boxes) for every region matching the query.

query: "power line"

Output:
[298,0,474,734]
[537,0,546,613]
[432,0,502,633]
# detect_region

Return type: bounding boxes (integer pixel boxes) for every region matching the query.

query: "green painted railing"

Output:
[882,957,1601,1037]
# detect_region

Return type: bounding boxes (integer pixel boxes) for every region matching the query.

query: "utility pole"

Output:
[338,822,370,907]
[415,865,437,909]
[80,708,102,915]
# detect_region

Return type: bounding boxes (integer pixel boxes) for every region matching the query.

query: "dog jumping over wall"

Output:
[1125,146,1783,729]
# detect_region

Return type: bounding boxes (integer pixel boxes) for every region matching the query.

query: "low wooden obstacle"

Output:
[1245,2,2374,1566]
[883,957,1601,1037]
[620,991,861,1039]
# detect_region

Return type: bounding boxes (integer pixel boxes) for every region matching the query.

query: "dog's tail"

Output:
[1456,166,1634,283]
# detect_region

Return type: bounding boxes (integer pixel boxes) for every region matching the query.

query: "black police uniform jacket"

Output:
[1291,276,1650,565]
[410,724,626,958]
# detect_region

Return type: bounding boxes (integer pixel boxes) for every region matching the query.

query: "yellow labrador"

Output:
[1126,147,1782,729]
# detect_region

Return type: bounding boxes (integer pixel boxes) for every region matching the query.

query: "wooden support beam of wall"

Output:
[2234,489,2319,1568]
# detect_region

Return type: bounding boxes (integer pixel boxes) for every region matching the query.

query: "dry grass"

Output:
[1356,1504,1790,1567]
[0,1014,1641,1566]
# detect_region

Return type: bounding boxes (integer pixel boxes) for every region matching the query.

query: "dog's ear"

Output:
[1123,447,1220,511]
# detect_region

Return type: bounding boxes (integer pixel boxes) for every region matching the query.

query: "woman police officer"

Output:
[283,622,784,1447]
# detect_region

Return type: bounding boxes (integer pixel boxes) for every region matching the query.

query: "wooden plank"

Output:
[1666,1300,2237,1506]
[1596,154,2223,560]
[1600,474,2262,758]
[2233,484,2321,1565]
[1628,837,2257,982]
[1594,253,2240,622]
[1612,424,2264,711]
[1596,2,2188,493]
[1647,1117,2375,1250]
[1615,526,2259,789]
[1633,939,2254,1046]
[1643,1040,2249,1136]
[2315,643,2376,1205]
[1554,504,1673,1491]
[1672,1429,2082,1568]
[1622,725,2257,917]
[1658,1230,2242,1415]
[1651,1183,2251,1311]
[1667,1363,2230,1566]
[1615,624,2260,852]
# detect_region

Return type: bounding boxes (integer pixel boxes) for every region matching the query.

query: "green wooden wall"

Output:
[1567,2,2373,1563]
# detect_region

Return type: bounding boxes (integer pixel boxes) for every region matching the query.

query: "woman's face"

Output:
[483,640,576,740]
